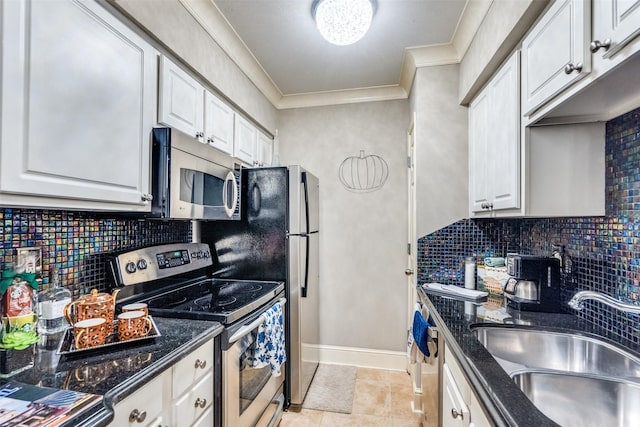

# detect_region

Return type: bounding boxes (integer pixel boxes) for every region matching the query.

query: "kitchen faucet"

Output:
[568,290,640,314]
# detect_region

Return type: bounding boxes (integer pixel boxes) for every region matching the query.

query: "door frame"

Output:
[407,112,417,328]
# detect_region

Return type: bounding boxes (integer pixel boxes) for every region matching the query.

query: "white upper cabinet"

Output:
[159,56,205,142]
[593,0,640,59]
[469,51,520,215]
[0,0,158,211]
[521,0,590,116]
[234,115,257,166]
[204,91,234,155]
[257,131,274,167]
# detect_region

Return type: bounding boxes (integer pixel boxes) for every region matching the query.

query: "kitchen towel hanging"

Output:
[409,303,437,363]
[253,302,286,376]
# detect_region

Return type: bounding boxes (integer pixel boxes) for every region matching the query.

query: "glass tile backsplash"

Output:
[418,106,640,345]
[0,209,191,297]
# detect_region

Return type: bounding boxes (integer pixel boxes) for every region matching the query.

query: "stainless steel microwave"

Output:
[150,127,241,220]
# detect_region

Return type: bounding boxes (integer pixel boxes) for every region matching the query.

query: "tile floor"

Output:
[279,366,438,427]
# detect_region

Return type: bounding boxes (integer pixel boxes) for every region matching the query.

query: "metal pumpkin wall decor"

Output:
[339,150,389,193]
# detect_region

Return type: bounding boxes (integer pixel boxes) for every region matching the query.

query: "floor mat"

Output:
[302,364,357,414]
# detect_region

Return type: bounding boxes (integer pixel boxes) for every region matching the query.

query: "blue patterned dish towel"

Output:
[253,302,286,376]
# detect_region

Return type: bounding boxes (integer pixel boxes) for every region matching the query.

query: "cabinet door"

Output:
[442,364,470,427]
[204,91,234,155]
[0,0,157,210]
[110,370,170,427]
[257,131,273,167]
[593,0,640,59]
[173,371,214,427]
[234,115,257,165]
[488,51,520,211]
[521,0,590,116]
[159,55,204,142]
[470,51,520,215]
[468,90,491,213]
[172,339,214,398]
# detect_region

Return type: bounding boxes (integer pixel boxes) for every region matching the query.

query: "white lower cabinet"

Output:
[171,338,215,427]
[108,338,215,427]
[442,344,490,427]
[173,371,214,427]
[110,370,171,427]
[192,406,214,427]
[0,0,158,211]
[442,364,469,427]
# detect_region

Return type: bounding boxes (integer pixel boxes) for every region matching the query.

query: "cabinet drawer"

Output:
[192,405,214,427]
[172,339,214,398]
[111,370,169,427]
[173,370,214,427]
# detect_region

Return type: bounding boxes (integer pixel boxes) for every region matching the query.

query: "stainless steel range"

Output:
[109,242,286,427]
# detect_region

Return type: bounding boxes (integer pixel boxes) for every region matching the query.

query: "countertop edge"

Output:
[421,293,512,427]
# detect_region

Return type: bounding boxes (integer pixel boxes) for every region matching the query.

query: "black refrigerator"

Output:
[199,165,320,408]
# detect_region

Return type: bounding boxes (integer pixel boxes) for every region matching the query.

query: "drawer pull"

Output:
[129,409,147,423]
[194,397,207,408]
[194,359,207,369]
[451,408,464,420]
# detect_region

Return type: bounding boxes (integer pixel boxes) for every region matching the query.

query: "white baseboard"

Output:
[302,343,408,371]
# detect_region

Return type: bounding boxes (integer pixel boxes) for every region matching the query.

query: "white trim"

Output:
[303,343,408,371]
[178,0,490,109]
[278,85,408,109]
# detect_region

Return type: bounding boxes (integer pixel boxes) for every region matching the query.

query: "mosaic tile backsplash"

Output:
[418,106,640,345]
[0,210,191,297]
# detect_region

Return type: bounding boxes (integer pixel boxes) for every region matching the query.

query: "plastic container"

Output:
[465,257,476,290]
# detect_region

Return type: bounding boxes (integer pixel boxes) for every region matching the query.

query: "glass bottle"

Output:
[36,268,72,333]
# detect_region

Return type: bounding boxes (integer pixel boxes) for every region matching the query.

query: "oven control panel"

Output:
[156,249,191,269]
[111,243,212,286]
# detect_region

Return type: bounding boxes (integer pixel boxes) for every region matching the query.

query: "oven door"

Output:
[223,297,287,427]
[169,147,240,220]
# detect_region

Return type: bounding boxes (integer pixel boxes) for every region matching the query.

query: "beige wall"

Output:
[410,65,469,238]
[458,0,548,105]
[111,0,278,133]
[278,100,410,352]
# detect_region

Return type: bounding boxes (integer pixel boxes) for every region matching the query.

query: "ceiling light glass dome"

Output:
[312,0,375,46]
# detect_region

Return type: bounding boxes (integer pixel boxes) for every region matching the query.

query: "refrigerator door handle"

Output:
[301,172,310,298]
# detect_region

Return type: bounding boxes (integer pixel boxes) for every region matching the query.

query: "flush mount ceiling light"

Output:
[312,0,376,46]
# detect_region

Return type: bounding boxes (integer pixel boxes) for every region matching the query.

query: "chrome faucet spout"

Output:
[568,291,640,314]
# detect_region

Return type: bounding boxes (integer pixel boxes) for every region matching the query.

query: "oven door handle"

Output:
[229,297,287,344]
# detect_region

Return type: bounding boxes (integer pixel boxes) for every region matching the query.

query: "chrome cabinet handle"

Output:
[590,38,611,53]
[194,397,207,408]
[451,408,464,420]
[480,202,493,210]
[141,193,153,202]
[207,137,213,143]
[405,269,414,276]
[129,409,147,423]
[564,62,583,74]
[195,131,204,138]
[194,359,207,369]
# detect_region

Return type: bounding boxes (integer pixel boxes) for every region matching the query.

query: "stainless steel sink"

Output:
[512,370,640,427]
[472,326,640,378]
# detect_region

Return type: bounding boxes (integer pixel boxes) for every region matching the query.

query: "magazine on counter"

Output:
[0,381,102,426]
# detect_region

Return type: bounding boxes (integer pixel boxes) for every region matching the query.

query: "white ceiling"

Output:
[181,0,491,108]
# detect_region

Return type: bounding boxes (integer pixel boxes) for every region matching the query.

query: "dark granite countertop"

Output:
[418,286,640,427]
[0,317,223,426]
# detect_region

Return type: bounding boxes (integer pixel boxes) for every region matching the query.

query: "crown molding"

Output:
[278,85,408,110]
[178,0,283,106]
[180,0,490,110]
